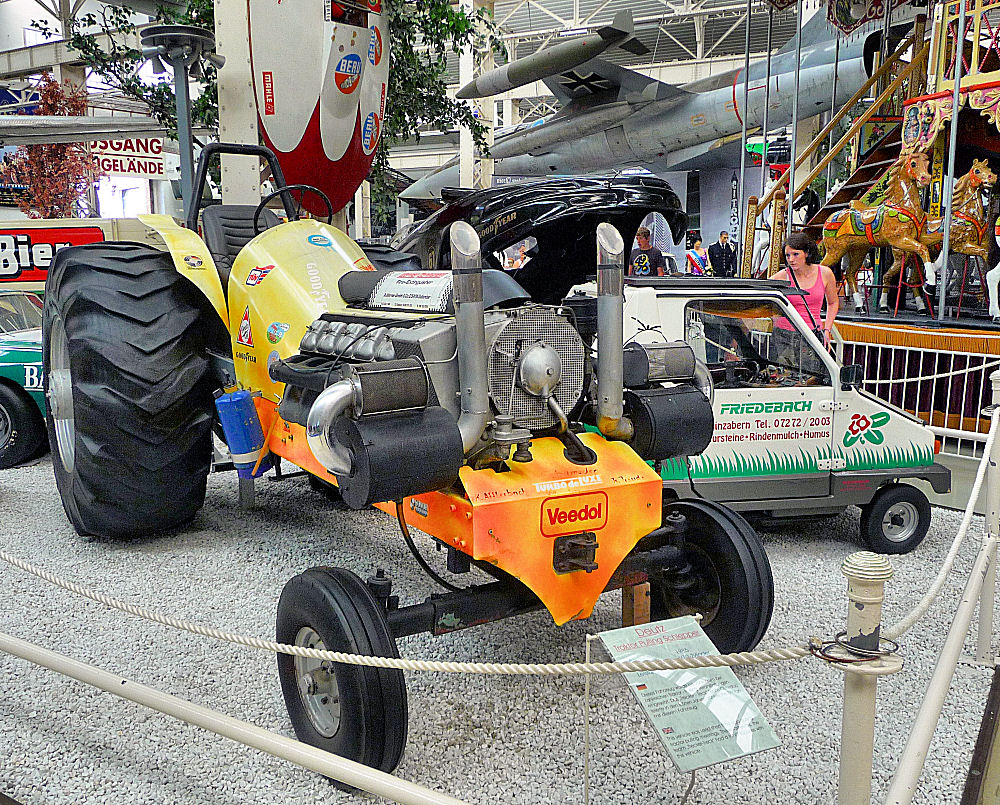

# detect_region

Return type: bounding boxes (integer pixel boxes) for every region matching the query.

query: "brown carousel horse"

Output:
[877,159,996,312]
[821,150,933,311]
[917,158,997,285]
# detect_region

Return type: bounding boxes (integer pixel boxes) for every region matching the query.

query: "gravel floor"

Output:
[0,456,993,805]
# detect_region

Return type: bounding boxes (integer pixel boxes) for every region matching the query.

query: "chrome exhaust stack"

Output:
[595,222,633,441]
[450,221,492,452]
[305,376,360,476]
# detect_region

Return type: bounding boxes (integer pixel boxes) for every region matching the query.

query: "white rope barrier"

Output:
[884,409,999,641]
[0,547,812,675]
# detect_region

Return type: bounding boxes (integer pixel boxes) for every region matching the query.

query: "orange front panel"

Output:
[384,433,661,626]
[264,406,661,626]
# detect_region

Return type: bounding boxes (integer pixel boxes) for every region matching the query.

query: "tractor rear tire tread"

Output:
[43,242,215,539]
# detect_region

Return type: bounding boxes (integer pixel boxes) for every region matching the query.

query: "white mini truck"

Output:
[565,277,951,554]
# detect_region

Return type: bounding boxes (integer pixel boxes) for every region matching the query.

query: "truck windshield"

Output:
[684,299,830,387]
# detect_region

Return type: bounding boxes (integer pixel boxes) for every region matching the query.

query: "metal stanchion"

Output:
[835,552,903,805]
[976,369,1000,664]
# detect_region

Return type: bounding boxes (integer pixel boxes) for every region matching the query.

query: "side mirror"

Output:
[840,364,863,389]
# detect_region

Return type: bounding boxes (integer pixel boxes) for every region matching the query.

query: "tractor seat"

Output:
[201,204,281,292]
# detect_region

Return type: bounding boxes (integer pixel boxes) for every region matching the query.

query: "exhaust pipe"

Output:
[595,222,633,441]
[305,376,361,475]
[450,221,491,452]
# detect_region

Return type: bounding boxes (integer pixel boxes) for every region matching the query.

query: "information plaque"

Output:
[599,616,780,771]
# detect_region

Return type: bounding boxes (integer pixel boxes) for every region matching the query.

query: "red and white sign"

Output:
[262,72,275,116]
[0,226,105,283]
[91,138,165,179]
[237,306,254,347]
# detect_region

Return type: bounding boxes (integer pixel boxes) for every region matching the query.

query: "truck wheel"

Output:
[0,384,46,469]
[43,243,214,538]
[276,566,407,775]
[859,483,931,554]
[650,499,774,653]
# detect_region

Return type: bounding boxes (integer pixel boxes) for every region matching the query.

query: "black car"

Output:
[392,175,686,304]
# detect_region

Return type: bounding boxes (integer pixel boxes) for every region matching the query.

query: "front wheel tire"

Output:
[859,483,931,554]
[649,499,774,653]
[276,567,407,775]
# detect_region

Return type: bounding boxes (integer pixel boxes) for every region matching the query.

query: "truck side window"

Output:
[685,299,831,388]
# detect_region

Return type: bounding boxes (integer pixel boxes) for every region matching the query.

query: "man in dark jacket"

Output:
[708,231,738,278]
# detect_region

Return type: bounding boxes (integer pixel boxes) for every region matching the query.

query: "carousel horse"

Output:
[885,159,996,311]
[822,150,933,311]
[923,158,996,287]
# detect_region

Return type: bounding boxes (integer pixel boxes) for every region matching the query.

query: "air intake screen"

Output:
[487,307,585,431]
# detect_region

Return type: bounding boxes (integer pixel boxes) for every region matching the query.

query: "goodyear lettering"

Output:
[719,400,812,415]
[478,211,516,240]
[541,491,607,536]
[235,350,257,363]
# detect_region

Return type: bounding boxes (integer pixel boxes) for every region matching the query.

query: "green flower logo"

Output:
[843,411,890,447]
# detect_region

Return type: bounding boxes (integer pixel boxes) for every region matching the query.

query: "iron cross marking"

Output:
[560,71,612,95]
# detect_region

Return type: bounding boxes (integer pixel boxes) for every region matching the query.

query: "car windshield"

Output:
[685,298,831,387]
[0,292,42,333]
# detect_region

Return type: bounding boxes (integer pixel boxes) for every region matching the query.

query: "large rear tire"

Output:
[649,498,774,653]
[43,242,215,538]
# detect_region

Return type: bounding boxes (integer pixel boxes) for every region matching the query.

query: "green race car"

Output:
[0,290,46,468]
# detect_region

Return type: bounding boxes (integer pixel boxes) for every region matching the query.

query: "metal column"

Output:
[937,0,968,320]
[786,0,804,239]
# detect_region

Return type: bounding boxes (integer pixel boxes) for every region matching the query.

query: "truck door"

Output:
[684,298,837,503]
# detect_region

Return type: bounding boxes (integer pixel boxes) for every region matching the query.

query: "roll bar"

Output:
[186,142,298,231]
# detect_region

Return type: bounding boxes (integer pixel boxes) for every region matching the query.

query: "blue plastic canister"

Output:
[214,389,272,478]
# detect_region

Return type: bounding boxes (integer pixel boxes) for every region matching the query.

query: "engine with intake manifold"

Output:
[269,221,713,509]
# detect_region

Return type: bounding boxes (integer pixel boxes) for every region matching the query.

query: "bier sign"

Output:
[91,138,165,179]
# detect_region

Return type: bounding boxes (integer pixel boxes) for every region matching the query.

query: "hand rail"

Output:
[787,43,928,208]
[757,33,919,212]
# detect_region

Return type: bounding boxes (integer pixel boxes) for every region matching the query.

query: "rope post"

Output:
[837,552,903,805]
[742,196,759,278]
[976,370,1000,663]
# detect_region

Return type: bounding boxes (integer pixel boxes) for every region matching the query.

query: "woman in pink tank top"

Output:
[771,232,840,346]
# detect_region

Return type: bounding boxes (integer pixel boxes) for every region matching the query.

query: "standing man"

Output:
[708,231,739,278]
[629,226,667,276]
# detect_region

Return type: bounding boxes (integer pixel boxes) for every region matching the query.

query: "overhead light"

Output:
[558,27,588,37]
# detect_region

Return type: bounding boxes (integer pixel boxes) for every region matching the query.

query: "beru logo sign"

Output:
[540,491,608,537]
[0,227,106,283]
[91,138,165,179]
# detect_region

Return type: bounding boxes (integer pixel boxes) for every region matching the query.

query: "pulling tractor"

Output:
[42,143,773,773]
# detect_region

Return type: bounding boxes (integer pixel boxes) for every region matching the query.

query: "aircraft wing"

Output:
[663,130,761,171]
[542,57,692,106]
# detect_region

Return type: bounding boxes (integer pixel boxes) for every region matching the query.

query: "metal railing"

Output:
[839,331,1000,461]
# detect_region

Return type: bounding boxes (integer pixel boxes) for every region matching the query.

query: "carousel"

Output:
[738,0,1000,495]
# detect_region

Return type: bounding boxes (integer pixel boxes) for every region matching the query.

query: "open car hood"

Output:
[394,175,686,304]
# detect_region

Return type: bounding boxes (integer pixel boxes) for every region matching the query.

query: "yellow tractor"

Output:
[42,143,773,773]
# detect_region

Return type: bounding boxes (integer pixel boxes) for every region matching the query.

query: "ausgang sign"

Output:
[91,138,165,179]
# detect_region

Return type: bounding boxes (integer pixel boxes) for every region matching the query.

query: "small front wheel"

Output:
[859,483,931,554]
[276,567,407,775]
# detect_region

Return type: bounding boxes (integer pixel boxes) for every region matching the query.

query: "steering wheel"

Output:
[713,360,759,388]
[253,184,334,235]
